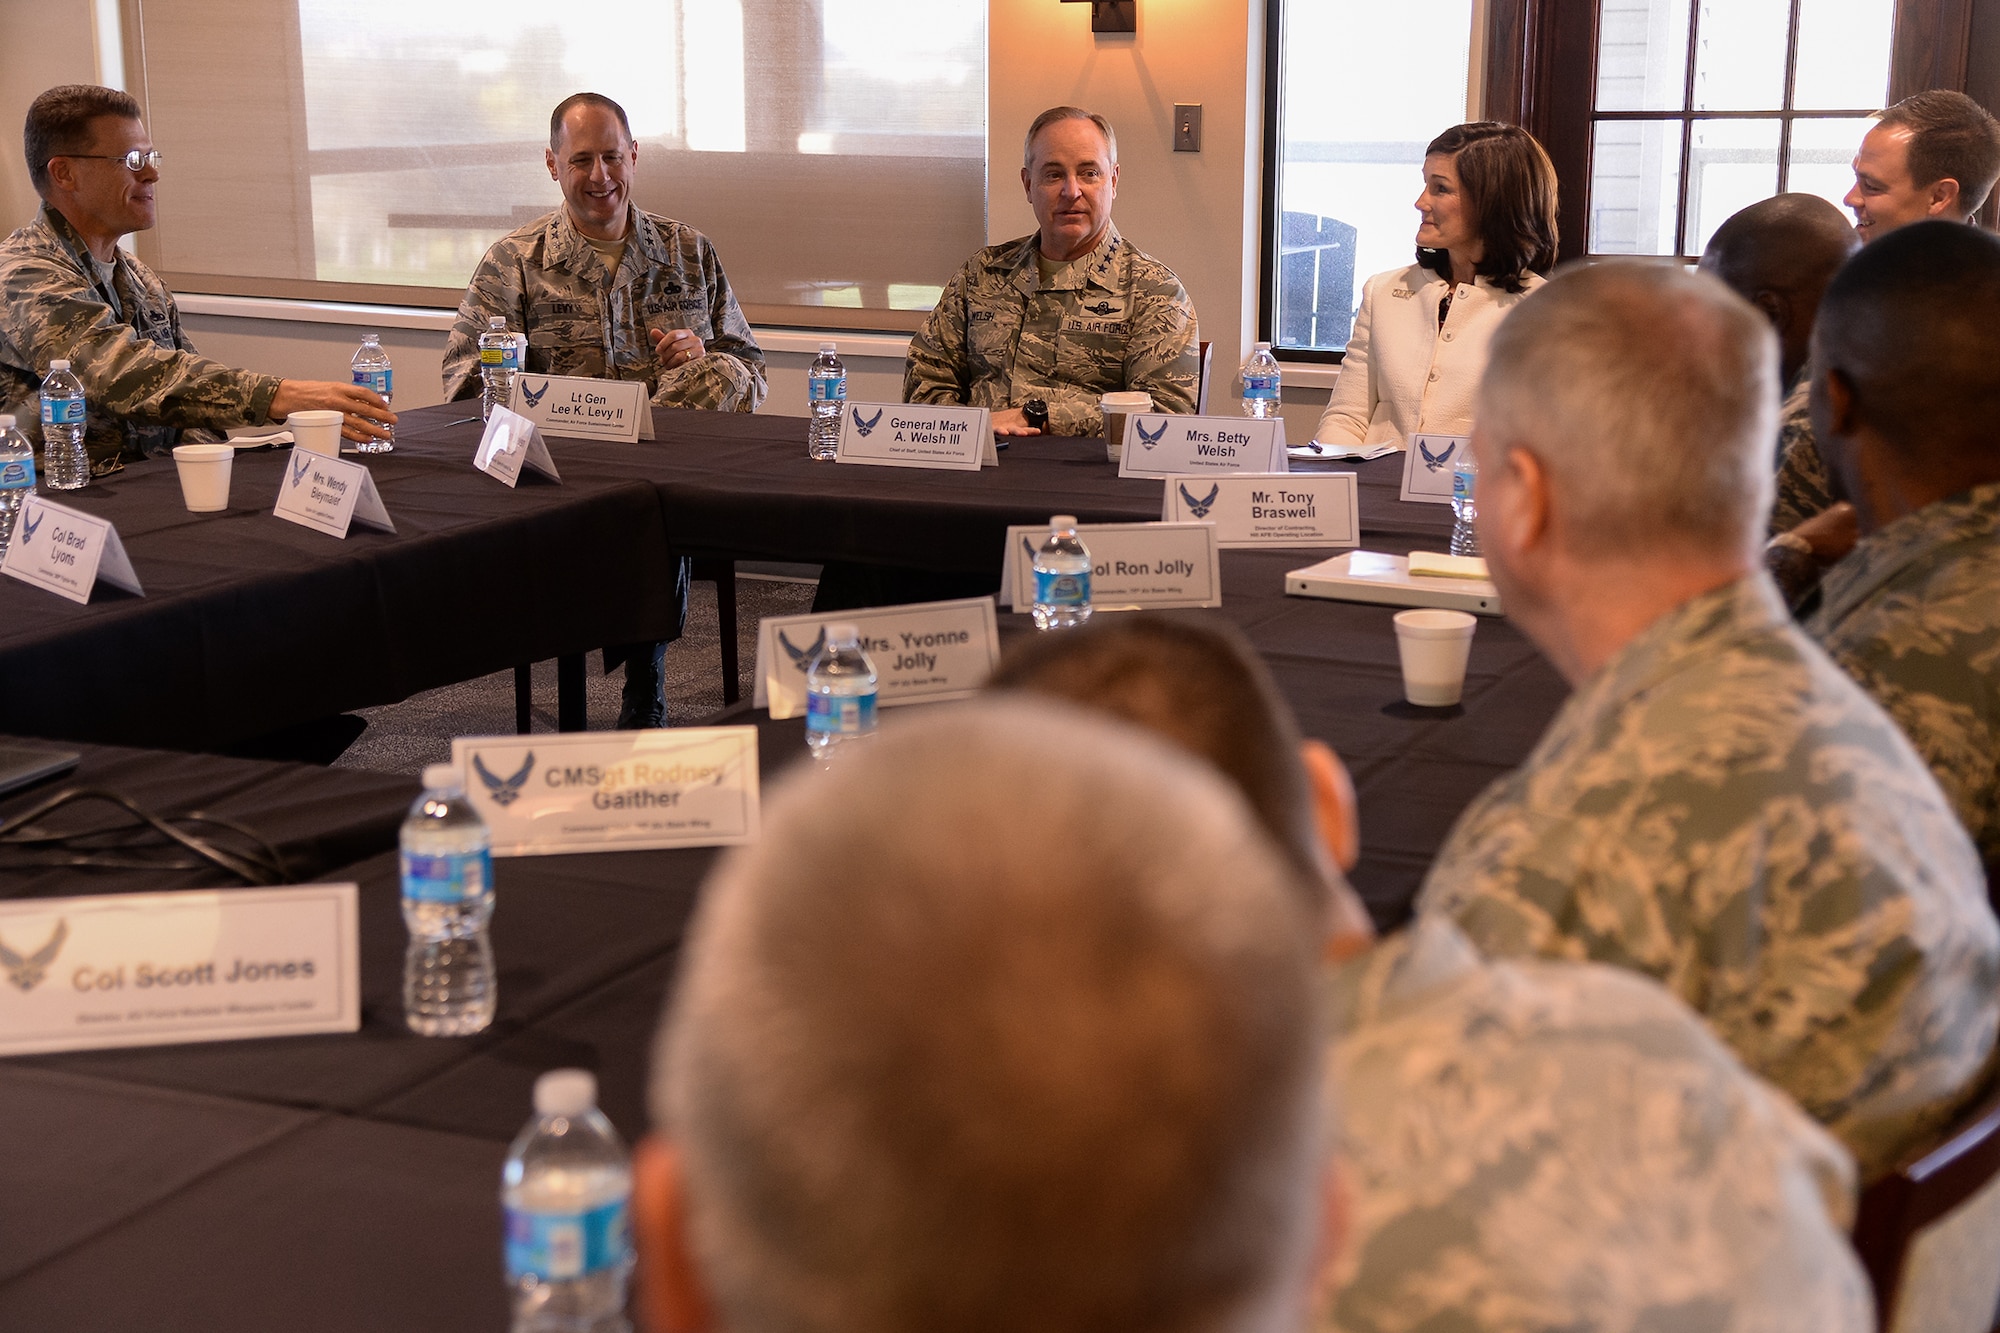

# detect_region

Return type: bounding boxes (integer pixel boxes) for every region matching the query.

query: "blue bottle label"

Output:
[505,1199,628,1281]
[1242,375,1279,400]
[1452,464,1476,502]
[352,367,393,397]
[401,848,491,903]
[0,457,33,489]
[809,378,846,403]
[41,396,84,426]
[1034,568,1090,607]
[806,690,876,735]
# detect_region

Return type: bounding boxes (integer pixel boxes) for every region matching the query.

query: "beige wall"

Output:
[0,0,101,230]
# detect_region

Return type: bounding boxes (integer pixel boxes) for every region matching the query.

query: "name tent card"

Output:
[510,374,655,444]
[1400,433,1468,504]
[1000,522,1222,610]
[474,405,562,488]
[1118,413,1288,479]
[836,402,997,471]
[0,884,360,1056]
[1160,473,1359,549]
[0,496,142,604]
[752,596,1002,720]
[273,450,394,539]
[452,728,759,857]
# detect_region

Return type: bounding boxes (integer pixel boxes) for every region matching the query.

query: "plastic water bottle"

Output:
[1239,341,1281,420]
[1450,450,1480,557]
[400,763,495,1037]
[40,359,88,490]
[1032,515,1093,631]
[0,415,35,558]
[804,622,878,760]
[807,341,846,461]
[479,316,523,422]
[350,332,394,453]
[503,1069,633,1333]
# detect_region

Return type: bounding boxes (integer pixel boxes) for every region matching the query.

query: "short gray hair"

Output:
[655,701,1325,1333]
[1477,260,1776,560]
[1023,105,1118,168]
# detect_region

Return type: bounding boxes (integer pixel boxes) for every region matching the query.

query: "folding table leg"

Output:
[557,654,587,731]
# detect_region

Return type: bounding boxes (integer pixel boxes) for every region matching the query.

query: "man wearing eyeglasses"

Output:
[0,84,393,466]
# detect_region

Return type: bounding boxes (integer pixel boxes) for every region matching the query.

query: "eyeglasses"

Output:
[88,453,126,479]
[62,149,164,172]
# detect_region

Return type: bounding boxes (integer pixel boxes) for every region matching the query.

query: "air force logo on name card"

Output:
[1419,437,1456,472]
[778,627,826,673]
[0,919,66,991]
[518,378,550,409]
[473,751,534,807]
[1178,482,1220,518]
[851,407,883,438]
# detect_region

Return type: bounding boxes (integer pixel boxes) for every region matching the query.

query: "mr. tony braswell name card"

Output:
[1160,473,1359,549]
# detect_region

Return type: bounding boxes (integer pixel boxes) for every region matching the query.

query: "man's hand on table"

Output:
[991,407,1044,437]
[270,381,397,444]
[650,327,706,371]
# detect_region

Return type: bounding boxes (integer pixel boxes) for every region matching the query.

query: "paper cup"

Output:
[288,409,343,457]
[1393,608,1477,706]
[172,443,235,513]
[1101,391,1152,462]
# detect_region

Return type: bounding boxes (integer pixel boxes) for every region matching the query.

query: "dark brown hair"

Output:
[24,84,142,196]
[1879,90,2000,217]
[1420,121,1560,293]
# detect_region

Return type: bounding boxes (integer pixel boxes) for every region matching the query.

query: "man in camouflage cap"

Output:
[1805,219,2000,894]
[1418,259,2000,1182]
[990,614,1874,1333]
[0,85,392,465]
[903,106,1198,439]
[441,92,765,415]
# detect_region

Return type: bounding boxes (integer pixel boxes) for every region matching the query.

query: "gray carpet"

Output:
[334,574,818,775]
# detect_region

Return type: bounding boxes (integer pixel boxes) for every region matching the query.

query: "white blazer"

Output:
[1313,263,1544,450]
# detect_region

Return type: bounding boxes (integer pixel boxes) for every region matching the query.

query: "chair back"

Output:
[1854,1075,2000,1332]
[1195,340,1214,415]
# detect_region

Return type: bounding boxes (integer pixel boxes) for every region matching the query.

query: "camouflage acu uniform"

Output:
[0,205,278,463]
[1770,377,1835,535]
[1325,915,1874,1333]
[1418,575,2000,1180]
[1807,482,2000,884]
[443,206,765,413]
[903,223,1198,437]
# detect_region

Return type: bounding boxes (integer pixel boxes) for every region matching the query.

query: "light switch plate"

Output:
[1174,104,1202,153]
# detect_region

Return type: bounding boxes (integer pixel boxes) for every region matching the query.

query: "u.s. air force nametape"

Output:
[272,450,394,538]
[1160,473,1359,549]
[836,403,997,470]
[752,596,1001,720]
[1118,413,1287,478]
[1400,433,1468,504]
[452,728,758,857]
[474,405,561,488]
[510,373,656,444]
[0,884,359,1056]
[0,495,142,604]
[999,522,1221,610]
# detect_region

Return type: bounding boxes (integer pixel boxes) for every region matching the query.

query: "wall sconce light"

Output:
[1060,0,1136,34]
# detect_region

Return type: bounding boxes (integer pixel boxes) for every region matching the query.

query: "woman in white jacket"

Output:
[1312,123,1558,452]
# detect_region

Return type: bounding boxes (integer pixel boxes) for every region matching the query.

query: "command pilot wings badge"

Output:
[1136,418,1168,451]
[473,752,535,807]
[1419,438,1457,472]
[0,919,67,992]
[518,379,550,409]
[1080,299,1121,316]
[851,407,883,438]
[17,508,42,544]
[1178,482,1220,518]
[778,628,827,673]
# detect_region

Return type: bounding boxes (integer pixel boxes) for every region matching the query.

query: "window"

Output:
[1258,0,1480,357]
[125,0,986,329]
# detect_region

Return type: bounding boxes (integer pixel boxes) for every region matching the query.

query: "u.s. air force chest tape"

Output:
[452,728,758,857]
[836,403,997,470]
[753,596,1001,720]
[0,495,142,604]
[474,405,561,488]
[1400,433,1468,504]
[1118,413,1287,478]
[999,522,1221,610]
[0,884,359,1056]
[1160,473,1359,549]
[272,450,395,538]
[509,373,656,444]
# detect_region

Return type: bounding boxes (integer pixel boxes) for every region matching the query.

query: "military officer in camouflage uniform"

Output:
[1804,221,2000,890]
[903,106,1197,439]
[441,92,764,415]
[1418,260,2000,1182]
[0,85,392,464]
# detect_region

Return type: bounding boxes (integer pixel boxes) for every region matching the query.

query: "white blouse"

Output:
[1312,263,1545,451]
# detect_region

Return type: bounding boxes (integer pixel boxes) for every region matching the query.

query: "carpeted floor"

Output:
[333,573,818,775]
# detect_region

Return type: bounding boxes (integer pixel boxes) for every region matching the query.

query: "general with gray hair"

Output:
[644,702,1330,1333]
[1420,260,2000,1181]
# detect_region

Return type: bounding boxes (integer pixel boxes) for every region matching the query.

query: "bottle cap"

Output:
[421,763,463,792]
[827,622,860,645]
[819,341,837,352]
[0,415,13,429]
[488,316,506,329]
[1254,341,1271,352]
[1051,514,1078,530]
[48,359,70,371]
[534,1069,598,1118]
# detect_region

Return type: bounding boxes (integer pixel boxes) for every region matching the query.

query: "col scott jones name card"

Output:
[1161,474,1359,549]
[753,596,1001,720]
[0,885,359,1056]
[1118,413,1287,478]
[454,728,758,857]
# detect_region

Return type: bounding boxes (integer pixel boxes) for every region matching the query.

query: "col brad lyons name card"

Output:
[452,728,759,857]
[1400,433,1468,504]
[752,596,1002,719]
[1000,521,1222,610]
[0,495,143,604]
[0,884,360,1055]
[1160,473,1359,549]
[1118,413,1287,478]
[272,450,395,538]
[510,374,656,444]
[836,403,997,470]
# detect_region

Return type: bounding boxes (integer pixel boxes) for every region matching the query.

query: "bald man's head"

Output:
[1700,193,1860,387]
